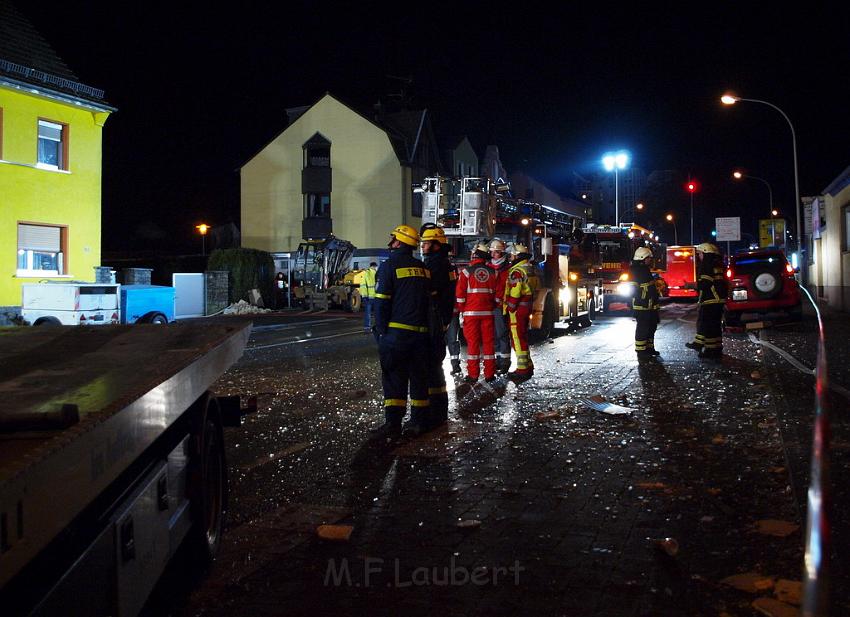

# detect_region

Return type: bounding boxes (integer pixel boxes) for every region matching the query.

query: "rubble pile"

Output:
[222,299,271,315]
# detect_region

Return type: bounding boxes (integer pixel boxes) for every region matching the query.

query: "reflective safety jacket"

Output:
[424,247,457,327]
[629,261,660,311]
[504,259,539,313]
[374,247,432,336]
[489,255,510,309]
[455,258,498,316]
[697,255,727,305]
[359,266,377,299]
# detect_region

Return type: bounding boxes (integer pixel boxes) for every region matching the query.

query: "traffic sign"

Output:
[715,217,741,242]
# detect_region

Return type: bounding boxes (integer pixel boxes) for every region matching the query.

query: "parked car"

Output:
[724,248,802,326]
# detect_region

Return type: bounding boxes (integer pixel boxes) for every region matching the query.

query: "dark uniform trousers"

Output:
[696,303,724,351]
[634,310,658,352]
[379,329,430,426]
[427,330,449,425]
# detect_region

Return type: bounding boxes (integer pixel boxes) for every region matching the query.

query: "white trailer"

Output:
[0,322,253,616]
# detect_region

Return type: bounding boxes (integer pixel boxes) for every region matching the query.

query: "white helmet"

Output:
[696,242,719,254]
[489,238,506,252]
[633,247,653,261]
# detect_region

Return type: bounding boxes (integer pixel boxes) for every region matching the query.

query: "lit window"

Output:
[37,120,66,170]
[17,223,65,275]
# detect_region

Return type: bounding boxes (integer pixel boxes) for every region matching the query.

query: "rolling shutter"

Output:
[18,224,61,251]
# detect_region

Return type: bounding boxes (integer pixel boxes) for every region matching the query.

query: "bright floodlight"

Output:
[721,94,738,105]
[733,171,743,179]
[666,214,673,221]
[602,150,630,171]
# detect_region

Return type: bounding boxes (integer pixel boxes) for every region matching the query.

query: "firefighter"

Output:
[686,243,727,359]
[415,224,456,433]
[504,243,539,382]
[630,246,661,358]
[488,238,511,373]
[359,261,378,335]
[455,242,498,383]
[445,245,463,374]
[370,224,432,439]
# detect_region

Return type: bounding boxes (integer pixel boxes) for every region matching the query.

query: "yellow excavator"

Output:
[292,236,362,311]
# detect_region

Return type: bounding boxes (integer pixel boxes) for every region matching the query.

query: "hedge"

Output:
[207,248,275,306]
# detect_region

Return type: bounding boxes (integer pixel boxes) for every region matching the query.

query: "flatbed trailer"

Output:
[0,321,252,616]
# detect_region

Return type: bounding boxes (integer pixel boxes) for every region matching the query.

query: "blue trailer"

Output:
[120,284,175,324]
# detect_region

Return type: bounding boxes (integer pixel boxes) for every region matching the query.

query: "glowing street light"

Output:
[196,223,210,255]
[665,213,678,245]
[721,93,802,262]
[602,150,630,226]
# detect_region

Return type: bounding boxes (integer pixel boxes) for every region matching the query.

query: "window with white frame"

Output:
[17,223,65,275]
[37,120,66,170]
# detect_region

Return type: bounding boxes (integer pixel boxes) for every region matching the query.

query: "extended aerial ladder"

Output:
[418,175,603,334]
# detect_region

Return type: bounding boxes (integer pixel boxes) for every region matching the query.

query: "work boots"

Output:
[369,422,401,440]
[496,357,511,374]
[685,342,703,352]
[450,359,463,374]
[699,348,723,360]
[402,419,427,437]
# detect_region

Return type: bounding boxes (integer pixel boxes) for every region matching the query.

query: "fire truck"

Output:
[576,223,666,311]
[663,245,698,298]
[418,176,603,336]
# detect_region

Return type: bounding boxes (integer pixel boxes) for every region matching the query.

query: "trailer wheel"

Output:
[34,317,62,326]
[188,394,227,565]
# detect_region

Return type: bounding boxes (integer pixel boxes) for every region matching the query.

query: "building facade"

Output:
[0,0,113,320]
[240,93,442,254]
[807,164,850,311]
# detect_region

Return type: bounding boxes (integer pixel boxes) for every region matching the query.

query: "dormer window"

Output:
[303,133,331,168]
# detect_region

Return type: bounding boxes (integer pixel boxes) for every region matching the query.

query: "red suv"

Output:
[724,248,802,325]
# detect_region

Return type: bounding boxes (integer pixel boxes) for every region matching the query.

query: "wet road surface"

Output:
[143,303,849,617]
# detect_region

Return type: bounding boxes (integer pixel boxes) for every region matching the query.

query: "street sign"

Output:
[759,218,786,249]
[715,217,741,242]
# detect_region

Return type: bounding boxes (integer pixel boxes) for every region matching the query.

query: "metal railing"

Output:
[0,59,104,99]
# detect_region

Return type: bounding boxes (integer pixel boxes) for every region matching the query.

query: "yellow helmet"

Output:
[509,243,529,255]
[420,226,447,244]
[696,242,719,254]
[474,242,490,253]
[391,224,419,247]
[633,247,653,261]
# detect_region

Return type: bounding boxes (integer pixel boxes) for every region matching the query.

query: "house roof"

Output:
[0,0,111,107]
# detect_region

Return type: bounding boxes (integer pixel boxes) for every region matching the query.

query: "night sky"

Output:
[15,2,850,253]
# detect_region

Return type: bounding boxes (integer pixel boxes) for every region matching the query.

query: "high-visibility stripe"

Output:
[428,386,447,395]
[483,355,495,360]
[456,297,467,303]
[410,399,429,407]
[702,298,725,304]
[375,293,391,299]
[463,310,493,316]
[396,267,429,279]
[385,399,407,407]
[467,288,493,293]
[467,355,480,360]
[518,301,532,307]
[389,321,429,333]
[700,275,714,282]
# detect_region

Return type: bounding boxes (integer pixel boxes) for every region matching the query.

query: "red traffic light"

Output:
[685,180,699,193]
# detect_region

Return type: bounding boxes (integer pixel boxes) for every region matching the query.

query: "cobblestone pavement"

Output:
[147,301,848,617]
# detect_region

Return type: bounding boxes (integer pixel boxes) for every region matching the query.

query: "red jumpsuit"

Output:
[504,259,538,376]
[455,258,498,379]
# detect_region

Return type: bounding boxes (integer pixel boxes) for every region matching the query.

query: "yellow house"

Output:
[241,93,443,254]
[0,0,113,321]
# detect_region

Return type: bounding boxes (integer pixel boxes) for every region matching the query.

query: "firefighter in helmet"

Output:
[370,224,432,439]
[630,246,661,358]
[504,242,539,381]
[686,242,727,359]
[455,242,499,383]
[414,223,456,434]
[488,238,511,373]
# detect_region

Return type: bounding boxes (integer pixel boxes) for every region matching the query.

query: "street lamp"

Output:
[620,202,644,222]
[732,170,776,246]
[196,223,210,256]
[602,150,630,226]
[665,214,678,245]
[721,94,802,264]
[685,179,698,245]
